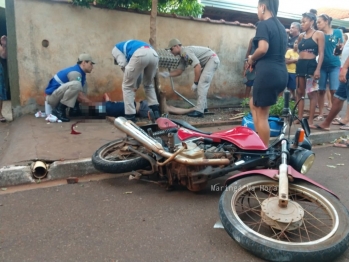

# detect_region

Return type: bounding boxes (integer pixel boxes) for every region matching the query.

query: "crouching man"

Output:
[45,54,95,122]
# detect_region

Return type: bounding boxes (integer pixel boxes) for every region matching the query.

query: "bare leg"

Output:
[162,94,195,115]
[326,88,332,109]
[249,98,258,132]
[254,105,271,147]
[317,90,325,119]
[245,86,251,98]
[166,105,195,115]
[318,97,344,129]
[308,91,318,127]
[296,77,306,124]
[339,105,349,123]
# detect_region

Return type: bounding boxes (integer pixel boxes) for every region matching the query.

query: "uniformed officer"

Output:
[112,39,160,121]
[159,39,220,118]
[45,53,95,122]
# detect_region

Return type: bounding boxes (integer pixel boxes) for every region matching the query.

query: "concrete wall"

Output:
[12,0,256,113]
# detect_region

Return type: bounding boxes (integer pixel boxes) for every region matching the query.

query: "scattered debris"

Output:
[337,163,345,166]
[328,157,334,159]
[1,188,7,191]
[35,111,46,118]
[124,191,133,194]
[326,165,336,168]
[67,177,79,184]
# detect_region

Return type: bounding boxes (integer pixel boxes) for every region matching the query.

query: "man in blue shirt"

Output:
[112,40,160,122]
[45,53,95,122]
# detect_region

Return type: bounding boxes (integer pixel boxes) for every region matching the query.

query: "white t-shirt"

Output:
[340,39,349,67]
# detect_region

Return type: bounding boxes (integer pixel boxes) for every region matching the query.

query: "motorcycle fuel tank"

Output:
[177,126,267,151]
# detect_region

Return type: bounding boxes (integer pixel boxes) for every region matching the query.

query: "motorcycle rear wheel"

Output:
[219,175,349,262]
[92,138,150,174]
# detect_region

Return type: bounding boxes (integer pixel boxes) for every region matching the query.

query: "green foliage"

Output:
[269,96,297,116]
[241,96,297,116]
[72,0,204,17]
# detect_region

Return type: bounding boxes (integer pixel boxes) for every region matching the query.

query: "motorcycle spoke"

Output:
[231,182,337,244]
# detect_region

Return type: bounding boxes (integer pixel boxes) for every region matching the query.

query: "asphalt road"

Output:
[1,145,349,262]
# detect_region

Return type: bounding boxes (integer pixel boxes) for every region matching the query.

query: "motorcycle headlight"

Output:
[290,149,315,174]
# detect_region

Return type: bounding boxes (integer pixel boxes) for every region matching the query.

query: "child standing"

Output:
[285,40,299,100]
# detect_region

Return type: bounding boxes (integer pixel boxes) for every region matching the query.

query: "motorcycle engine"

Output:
[165,142,234,192]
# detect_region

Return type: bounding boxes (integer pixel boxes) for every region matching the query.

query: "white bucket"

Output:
[45,101,52,115]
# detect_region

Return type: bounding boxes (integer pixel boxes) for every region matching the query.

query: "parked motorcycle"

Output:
[92,91,349,261]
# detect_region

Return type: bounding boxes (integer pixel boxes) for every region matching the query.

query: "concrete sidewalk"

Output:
[0,107,348,187]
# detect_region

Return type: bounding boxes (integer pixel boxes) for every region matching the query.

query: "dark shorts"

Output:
[296,59,317,77]
[287,73,296,90]
[245,80,254,87]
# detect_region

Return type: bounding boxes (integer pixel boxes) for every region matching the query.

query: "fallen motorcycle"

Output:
[92,91,349,261]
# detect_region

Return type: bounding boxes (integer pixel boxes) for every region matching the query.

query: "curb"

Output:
[0,158,101,188]
[0,129,348,188]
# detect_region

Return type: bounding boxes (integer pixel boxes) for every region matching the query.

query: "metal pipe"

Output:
[31,161,48,179]
[114,117,230,166]
[278,140,289,207]
[169,75,195,107]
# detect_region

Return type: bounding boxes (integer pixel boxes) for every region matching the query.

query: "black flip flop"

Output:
[332,118,346,125]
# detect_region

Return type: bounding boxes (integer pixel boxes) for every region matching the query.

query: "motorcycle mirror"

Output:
[301,118,311,137]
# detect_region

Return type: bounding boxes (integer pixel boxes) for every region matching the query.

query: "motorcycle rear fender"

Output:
[224,166,338,199]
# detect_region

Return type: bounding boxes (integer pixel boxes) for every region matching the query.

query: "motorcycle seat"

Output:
[170,119,212,135]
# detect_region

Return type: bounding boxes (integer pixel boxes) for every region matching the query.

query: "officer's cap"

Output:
[167,39,182,49]
[78,53,96,64]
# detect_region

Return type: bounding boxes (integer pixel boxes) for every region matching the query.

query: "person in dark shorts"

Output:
[295,9,324,128]
[247,0,288,147]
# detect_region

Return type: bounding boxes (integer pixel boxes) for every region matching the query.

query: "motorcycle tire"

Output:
[219,175,349,262]
[92,138,150,174]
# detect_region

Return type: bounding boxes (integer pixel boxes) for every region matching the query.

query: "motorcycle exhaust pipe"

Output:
[114,117,229,166]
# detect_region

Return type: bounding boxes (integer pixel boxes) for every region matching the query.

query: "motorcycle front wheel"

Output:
[219,175,349,262]
[92,138,150,174]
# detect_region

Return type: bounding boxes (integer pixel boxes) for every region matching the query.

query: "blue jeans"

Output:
[318,66,340,91]
[334,82,349,102]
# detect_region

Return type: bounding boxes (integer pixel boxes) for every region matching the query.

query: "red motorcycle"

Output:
[92,91,349,261]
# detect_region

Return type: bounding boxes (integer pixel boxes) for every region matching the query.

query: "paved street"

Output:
[1,146,349,262]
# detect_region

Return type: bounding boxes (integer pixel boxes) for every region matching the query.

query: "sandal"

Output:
[333,137,349,148]
[314,116,324,121]
[340,124,349,130]
[332,118,346,125]
[0,117,6,123]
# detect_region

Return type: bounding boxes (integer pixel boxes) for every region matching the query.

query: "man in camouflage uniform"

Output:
[159,38,220,118]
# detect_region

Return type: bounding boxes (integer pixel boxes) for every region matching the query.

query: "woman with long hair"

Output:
[315,14,343,122]
[247,0,288,147]
[295,9,324,128]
